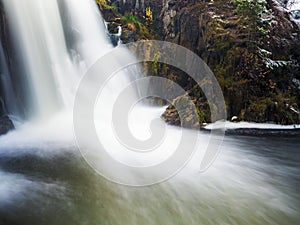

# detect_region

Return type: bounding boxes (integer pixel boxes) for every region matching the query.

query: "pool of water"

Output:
[0,130,299,225]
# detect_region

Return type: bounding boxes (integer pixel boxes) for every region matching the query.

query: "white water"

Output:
[2,0,118,120]
[0,0,181,186]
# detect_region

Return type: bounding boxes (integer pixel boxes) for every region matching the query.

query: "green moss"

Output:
[121,14,140,26]
[96,0,117,11]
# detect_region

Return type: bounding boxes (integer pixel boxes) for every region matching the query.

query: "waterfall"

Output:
[1,0,118,120]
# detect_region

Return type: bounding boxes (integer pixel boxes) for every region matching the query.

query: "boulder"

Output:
[0,115,14,135]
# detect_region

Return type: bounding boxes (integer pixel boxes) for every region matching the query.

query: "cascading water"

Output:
[1,0,127,121]
[3,0,65,118]
[0,0,299,224]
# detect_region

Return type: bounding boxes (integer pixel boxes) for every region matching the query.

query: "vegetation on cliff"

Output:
[100,0,300,126]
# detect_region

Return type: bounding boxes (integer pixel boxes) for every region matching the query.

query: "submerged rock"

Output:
[0,115,14,135]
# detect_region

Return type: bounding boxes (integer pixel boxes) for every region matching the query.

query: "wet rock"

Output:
[161,92,209,129]
[0,115,14,135]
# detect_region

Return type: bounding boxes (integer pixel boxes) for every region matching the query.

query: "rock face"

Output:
[101,0,300,126]
[0,3,15,134]
[0,115,14,135]
[0,1,27,119]
[161,0,300,126]
[161,93,209,129]
[0,2,7,118]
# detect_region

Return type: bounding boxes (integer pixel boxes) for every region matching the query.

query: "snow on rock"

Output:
[287,0,300,27]
[206,121,300,130]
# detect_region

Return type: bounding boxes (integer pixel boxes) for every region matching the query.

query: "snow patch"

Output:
[206,121,300,130]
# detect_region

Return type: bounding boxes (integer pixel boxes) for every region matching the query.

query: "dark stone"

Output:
[0,97,5,116]
[225,128,300,137]
[0,115,14,135]
[0,1,27,118]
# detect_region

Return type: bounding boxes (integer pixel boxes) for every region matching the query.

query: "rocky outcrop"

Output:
[0,1,7,117]
[160,0,300,126]
[0,1,27,119]
[101,0,300,126]
[0,115,14,135]
[161,92,210,129]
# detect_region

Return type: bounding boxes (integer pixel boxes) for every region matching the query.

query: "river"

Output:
[0,124,299,225]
